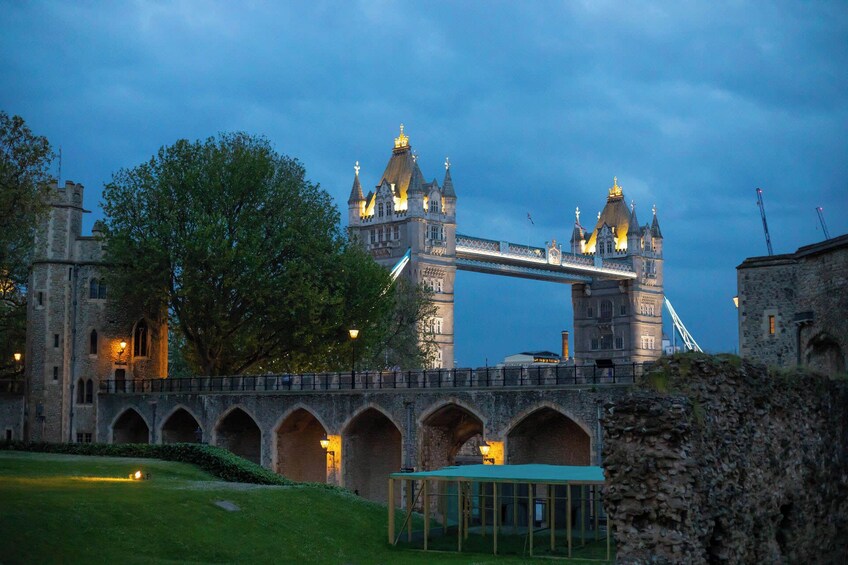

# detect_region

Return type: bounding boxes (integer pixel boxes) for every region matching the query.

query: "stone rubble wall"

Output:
[602,355,848,564]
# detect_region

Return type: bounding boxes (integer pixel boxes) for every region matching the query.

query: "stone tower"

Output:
[570,178,664,364]
[347,126,456,368]
[25,180,167,442]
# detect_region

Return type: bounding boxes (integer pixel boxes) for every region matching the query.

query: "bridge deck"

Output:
[455,234,637,283]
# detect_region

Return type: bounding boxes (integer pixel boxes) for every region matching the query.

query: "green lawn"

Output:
[0,451,610,564]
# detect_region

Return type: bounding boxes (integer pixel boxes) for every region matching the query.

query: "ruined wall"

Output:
[602,355,848,564]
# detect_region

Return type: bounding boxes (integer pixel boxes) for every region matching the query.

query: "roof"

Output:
[348,171,364,204]
[585,180,631,253]
[737,232,848,270]
[378,144,426,201]
[390,464,605,484]
[442,167,456,197]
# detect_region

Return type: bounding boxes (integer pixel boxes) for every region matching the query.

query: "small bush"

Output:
[0,441,292,485]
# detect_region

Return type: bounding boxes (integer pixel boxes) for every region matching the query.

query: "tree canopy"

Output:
[0,112,53,377]
[103,133,433,376]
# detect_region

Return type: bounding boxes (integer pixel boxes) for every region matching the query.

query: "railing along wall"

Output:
[99,363,650,394]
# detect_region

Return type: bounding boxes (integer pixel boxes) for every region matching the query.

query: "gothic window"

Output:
[615,336,624,349]
[85,379,93,404]
[587,307,593,318]
[378,203,384,218]
[38,291,44,306]
[76,379,85,404]
[435,279,443,293]
[606,241,613,254]
[98,281,107,299]
[90,278,98,299]
[641,335,655,350]
[133,321,148,358]
[436,348,443,367]
[393,225,400,239]
[432,317,443,334]
[89,329,98,355]
[600,300,613,320]
[429,198,439,213]
[600,334,614,350]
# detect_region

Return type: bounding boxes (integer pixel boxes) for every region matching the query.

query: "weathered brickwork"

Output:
[0,395,24,441]
[603,355,848,564]
[737,234,848,375]
[97,384,632,502]
[24,181,167,443]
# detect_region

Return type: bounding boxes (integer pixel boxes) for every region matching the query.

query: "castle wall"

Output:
[602,355,848,564]
[737,234,848,374]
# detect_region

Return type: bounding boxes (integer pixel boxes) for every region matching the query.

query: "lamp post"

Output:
[479,442,495,464]
[320,435,336,484]
[349,329,360,383]
[13,352,22,373]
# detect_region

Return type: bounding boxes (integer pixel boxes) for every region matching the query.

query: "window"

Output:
[38,291,44,306]
[641,335,655,350]
[370,230,376,244]
[591,338,599,350]
[768,315,775,335]
[378,203,384,218]
[435,279,442,293]
[133,321,148,357]
[620,304,626,316]
[436,348,443,367]
[53,366,58,381]
[85,379,93,404]
[615,336,624,349]
[600,300,612,319]
[76,432,92,443]
[600,334,613,350]
[76,379,85,404]
[393,225,400,240]
[89,329,98,355]
[432,318,443,334]
[98,281,106,299]
[428,224,443,241]
[587,307,593,318]
[53,334,59,348]
[89,278,98,299]
[429,198,439,213]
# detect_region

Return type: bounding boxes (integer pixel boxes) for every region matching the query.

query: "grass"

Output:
[0,451,610,564]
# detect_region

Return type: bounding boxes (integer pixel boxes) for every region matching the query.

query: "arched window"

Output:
[89,279,98,299]
[600,300,613,320]
[76,379,85,404]
[89,329,98,355]
[85,379,93,404]
[98,281,107,299]
[133,321,148,358]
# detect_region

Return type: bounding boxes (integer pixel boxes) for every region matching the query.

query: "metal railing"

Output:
[0,379,25,394]
[99,363,650,394]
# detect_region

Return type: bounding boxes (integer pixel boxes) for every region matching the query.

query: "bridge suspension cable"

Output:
[663,297,702,352]
[389,248,412,282]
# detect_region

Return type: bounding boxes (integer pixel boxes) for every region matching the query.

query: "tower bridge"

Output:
[348,125,665,368]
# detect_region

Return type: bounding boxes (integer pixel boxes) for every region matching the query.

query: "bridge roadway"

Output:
[97,364,647,504]
[455,234,638,283]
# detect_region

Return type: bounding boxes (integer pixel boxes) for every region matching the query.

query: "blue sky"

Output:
[2,2,846,367]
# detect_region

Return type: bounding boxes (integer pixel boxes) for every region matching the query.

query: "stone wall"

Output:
[0,395,24,441]
[602,355,848,564]
[737,233,848,375]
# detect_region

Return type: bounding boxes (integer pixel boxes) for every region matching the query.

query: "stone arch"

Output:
[505,402,592,466]
[159,405,203,444]
[805,332,845,376]
[213,406,261,464]
[419,399,486,470]
[111,407,150,444]
[273,405,329,482]
[342,404,402,503]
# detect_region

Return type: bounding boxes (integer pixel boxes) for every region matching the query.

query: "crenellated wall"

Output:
[602,355,848,564]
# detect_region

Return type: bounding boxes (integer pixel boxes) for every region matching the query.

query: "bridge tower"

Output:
[570,178,664,364]
[347,125,456,368]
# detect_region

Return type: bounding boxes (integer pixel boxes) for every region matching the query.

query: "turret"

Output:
[570,207,585,254]
[442,158,456,217]
[347,161,365,228]
[650,204,663,255]
[627,202,641,256]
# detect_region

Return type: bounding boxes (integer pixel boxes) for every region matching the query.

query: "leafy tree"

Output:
[103,133,432,376]
[0,112,53,377]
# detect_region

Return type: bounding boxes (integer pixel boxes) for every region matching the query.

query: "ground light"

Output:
[129,470,150,480]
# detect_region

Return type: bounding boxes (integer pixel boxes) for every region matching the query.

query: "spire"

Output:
[651,204,663,238]
[607,176,624,201]
[630,200,639,229]
[407,159,425,194]
[347,160,364,204]
[442,157,456,197]
[393,123,410,153]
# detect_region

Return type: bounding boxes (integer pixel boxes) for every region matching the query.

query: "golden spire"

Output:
[608,176,623,199]
[393,123,409,150]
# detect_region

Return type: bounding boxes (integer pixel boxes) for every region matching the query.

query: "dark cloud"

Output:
[2,1,846,365]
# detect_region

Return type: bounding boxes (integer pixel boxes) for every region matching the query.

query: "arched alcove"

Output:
[275,408,328,483]
[342,407,401,503]
[215,408,261,464]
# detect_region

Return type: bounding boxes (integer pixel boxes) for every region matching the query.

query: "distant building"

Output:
[503,351,562,367]
[737,234,848,375]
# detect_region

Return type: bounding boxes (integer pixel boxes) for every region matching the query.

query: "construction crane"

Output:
[816,207,831,240]
[664,297,702,352]
[756,188,773,256]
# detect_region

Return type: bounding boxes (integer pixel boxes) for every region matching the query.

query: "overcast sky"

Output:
[2,1,846,367]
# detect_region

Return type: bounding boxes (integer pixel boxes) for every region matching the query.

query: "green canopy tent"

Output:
[388,464,610,560]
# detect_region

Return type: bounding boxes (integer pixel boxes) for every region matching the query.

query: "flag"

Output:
[527,212,534,225]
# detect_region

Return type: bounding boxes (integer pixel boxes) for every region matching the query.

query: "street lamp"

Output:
[319,435,334,456]
[13,353,22,376]
[479,442,495,464]
[349,329,360,382]
[13,353,21,363]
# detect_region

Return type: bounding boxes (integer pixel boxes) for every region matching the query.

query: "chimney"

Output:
[561,330,569,361]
